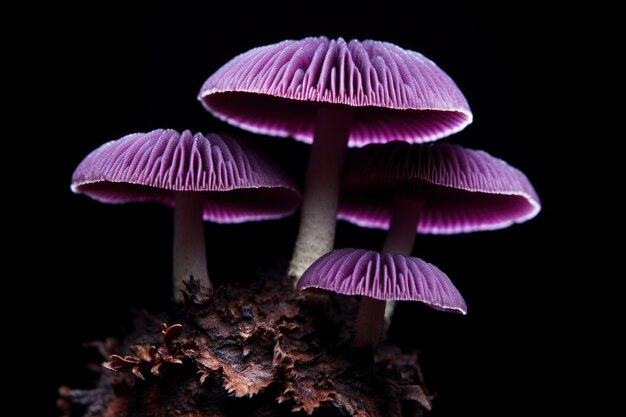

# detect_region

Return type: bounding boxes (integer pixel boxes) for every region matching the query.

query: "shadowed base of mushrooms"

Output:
[58,274,432,417]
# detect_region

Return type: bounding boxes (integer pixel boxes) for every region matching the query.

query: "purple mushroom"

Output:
[198,36,472,280]
[71,129,301,301]
[339,142,541,320]
[298,248,466,348]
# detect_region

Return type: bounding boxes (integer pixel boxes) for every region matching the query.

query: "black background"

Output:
[27,3,568,416]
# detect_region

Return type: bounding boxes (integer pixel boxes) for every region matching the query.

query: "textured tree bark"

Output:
[59,277,431,417]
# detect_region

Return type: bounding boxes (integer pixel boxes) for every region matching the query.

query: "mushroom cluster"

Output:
[198,36,541,348]
[337,141,540,333]
[72,36,540,355]
[199,37,473,279]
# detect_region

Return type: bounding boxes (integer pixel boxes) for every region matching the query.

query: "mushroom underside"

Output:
[340,186,536,233]
[204,92,470,146]
[74,182,301,222]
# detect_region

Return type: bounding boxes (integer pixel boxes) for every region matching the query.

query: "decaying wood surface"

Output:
[59,277,431,417]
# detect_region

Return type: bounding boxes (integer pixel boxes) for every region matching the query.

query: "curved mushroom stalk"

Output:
[382,195,423,255]
[382,195,424,324]
[173,191,210,302]
[289,106,354,281]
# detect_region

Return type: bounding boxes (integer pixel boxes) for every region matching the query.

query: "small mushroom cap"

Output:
[297,248,466,313]
[71,129,301,223]
[199,36,472,147]
[339,142,541,233]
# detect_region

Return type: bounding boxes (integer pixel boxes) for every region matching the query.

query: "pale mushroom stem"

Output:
[383,195,424,325]
[289,105,354,283]
[173,191,211,302]
[354,195,423,348]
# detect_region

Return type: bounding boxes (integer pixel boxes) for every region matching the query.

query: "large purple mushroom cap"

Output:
[199,36,473,280]
[198,36,472,147]
[339,142,541,234]
[71,129,301,222]
[298,248,466,313]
